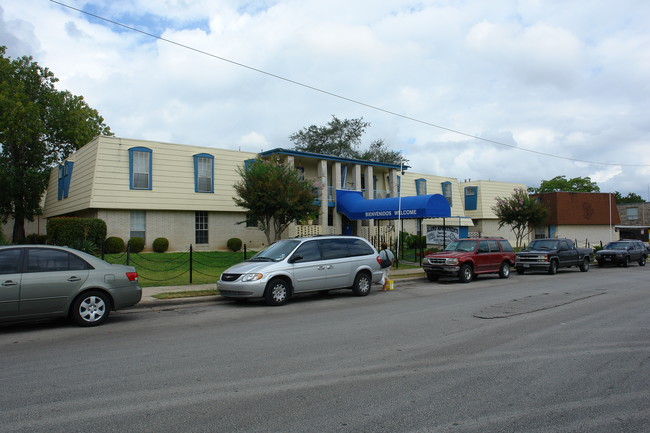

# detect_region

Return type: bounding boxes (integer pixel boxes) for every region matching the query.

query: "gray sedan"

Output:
[0,245,142,326]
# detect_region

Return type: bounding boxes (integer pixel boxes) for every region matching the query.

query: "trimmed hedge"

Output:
[227,237,243,252]
[104,236,125,254]
[47,217,107,248]
[128,237,145,253]
[152,237,169,253]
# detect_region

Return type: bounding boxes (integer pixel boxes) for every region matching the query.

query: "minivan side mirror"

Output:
[288,254,303,264]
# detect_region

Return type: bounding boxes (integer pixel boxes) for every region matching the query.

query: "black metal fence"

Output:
[100,244,251,285]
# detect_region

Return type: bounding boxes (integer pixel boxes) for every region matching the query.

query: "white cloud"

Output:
[1,0,649,199]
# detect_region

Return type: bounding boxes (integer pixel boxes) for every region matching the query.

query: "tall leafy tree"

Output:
[289,115,404,164]
[0,47,112,242]
[528,175,600,194]
[233,158,320,244]
[492,188,549,248]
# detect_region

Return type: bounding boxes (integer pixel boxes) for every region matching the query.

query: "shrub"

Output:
[47,217,107,247]
[104,236,125,254]
[152,237,169,253]
[128,237,145,253]
[71,239,98,255]
[25,233,48,244]
[227,237,243,252]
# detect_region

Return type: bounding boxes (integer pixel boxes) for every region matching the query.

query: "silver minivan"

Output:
[217,236,383,306]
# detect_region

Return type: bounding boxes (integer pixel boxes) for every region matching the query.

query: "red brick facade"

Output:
[534,192,621,226]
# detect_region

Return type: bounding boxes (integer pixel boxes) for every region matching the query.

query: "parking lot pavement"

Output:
[135,267,426,308]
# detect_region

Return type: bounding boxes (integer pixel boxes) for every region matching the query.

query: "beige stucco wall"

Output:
[529,225,616,248]
[98,209,268,252]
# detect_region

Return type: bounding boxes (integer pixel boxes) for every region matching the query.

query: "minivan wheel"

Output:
[71,290,110,327]
[352,272,371,296]
[458,264,473,283]
[264,278,290,306]
[498,262,510,279]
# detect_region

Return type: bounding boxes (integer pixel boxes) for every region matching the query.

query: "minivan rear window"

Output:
[346,238,375,256]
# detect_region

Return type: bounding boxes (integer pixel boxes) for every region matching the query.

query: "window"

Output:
[57,161,74,200]
[318,239,350,260]
[26,248,89,273]
[477,240,489,253]
[487,240,500,252]
[195,211,208,244]
[626,207,639,220]
[499,240,514,252]
[345,238,375,256]
[193,153,214,193]
[0,249,22,274]
[441,181,452,206]
[129,147,152,190]
[245,213,258,228]
[292,240,321,262]
[464,186,477,210]
[415,178,427,196]
[130,211,146,241]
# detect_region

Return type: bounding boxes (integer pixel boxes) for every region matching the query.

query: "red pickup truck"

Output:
[421,238,516,283]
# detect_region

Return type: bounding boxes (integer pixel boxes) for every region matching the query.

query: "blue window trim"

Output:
[441,181,452,206]
[57,161,74,200]
[129,147,152,190]
[193,153,214,193]
[464,186,478,210]
[415,178,427,196]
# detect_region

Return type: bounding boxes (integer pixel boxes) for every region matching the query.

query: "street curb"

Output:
[130,275,426,310]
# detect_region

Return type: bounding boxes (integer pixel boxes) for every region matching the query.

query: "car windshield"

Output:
[248,240,301,262]
[527,240,558,250]
[604,242,628,250]
[444,240,476,252]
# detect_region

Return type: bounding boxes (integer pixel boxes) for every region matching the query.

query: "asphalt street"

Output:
[1,265,648,433]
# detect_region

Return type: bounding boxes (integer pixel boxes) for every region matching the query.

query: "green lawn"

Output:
[102,250,253,287]
[101,249,420,288]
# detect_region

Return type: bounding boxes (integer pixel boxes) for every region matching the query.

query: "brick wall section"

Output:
[535,192,620,226]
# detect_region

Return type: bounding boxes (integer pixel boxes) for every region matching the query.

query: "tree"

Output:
[528,175,600,194]
[492,188,549,248]
[0,47,112,242]
[614,191,645,204]
[233,158,320,244]
[357,139,404,165]
[289,115,405,164]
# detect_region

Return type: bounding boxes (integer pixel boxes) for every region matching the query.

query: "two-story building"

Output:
[3,135,531,251]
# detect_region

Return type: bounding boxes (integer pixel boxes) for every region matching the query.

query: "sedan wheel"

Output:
[71,291,110,327]
[639,256,647,267]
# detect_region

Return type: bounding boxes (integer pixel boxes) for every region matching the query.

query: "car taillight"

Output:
[126,272,138,281]
[376,256,383,265]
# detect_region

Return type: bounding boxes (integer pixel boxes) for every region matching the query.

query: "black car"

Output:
[596,240,647,267]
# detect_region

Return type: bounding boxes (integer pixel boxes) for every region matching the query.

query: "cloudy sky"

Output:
[2,0,649,198]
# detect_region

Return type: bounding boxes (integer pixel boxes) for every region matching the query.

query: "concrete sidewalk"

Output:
[136,267,425,308]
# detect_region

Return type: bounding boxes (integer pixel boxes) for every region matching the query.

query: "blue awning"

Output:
[336,190,451,220]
